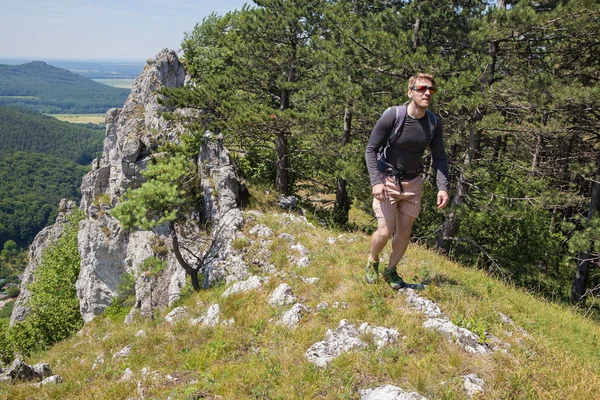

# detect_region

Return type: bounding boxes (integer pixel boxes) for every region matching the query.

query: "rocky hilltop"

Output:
[12,49,244,325]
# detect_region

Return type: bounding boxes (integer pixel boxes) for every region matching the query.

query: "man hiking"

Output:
[364,73,449,289]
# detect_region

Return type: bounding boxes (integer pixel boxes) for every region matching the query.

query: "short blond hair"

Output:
[408,73,436,92]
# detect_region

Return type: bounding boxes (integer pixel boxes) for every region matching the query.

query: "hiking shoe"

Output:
[365,259,379,283]
[383,269,406,290]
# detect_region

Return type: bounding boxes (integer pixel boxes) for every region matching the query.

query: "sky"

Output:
[0,0,249,61]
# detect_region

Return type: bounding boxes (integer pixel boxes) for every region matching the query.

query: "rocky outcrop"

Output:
[10,200,77,325]
[76,49,188,323]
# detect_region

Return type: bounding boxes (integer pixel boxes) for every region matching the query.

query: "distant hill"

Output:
[0,61,130,113]
[0,106,104,246]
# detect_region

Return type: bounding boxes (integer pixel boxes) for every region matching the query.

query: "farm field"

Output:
[0,95,39,99]
[48,114,106,124]
[92,78,136,89]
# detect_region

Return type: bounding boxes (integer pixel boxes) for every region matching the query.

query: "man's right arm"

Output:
[365,107,396,188]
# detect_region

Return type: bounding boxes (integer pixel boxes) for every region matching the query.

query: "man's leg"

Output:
[369,216,392,262]
[387,211,416,271]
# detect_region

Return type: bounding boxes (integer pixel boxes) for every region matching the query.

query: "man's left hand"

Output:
[437,190,449,209]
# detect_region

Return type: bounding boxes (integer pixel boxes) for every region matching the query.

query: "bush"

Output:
[1,208,84,361]
[6,286,19,298]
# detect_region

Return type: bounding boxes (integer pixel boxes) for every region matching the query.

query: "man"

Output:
[364,73,449,289]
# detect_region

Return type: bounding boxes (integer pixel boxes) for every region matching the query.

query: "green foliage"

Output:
[0,106,103,246]
[0,106,104,163]
[0,62,129,114]
[104,272,136,319]
[451,312,489,344]
[0,152,90,247]
[112,152,201,230]
[0,300,14,320]
[5,286,19,298]
[140,257,166,277]
[0,209,84,362]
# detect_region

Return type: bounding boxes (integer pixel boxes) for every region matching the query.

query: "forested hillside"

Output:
[0,106,103,163]
[0,107,103,246]
[0,61,130,113]
[160,0,600,306]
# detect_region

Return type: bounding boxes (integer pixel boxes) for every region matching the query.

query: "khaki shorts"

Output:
[373,175,423,221]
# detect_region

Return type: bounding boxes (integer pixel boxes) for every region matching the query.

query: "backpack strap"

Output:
[387,104,408,146]
[425,109,438,142]
[387,104,438,145]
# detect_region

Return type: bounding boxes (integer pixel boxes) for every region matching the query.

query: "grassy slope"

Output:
[2,205,599,399]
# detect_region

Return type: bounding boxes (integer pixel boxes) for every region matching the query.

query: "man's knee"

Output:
[375,225,392,240]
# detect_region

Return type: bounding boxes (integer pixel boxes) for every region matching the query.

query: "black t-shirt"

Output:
[365,106,449,192]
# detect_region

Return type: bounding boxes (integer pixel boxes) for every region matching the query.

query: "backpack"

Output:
[377,104,438,176]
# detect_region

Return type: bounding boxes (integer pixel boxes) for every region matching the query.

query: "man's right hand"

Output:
[372,183,387,201]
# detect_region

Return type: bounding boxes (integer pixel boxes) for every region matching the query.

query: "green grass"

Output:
[47,114,106,124]
[2,205,600,399]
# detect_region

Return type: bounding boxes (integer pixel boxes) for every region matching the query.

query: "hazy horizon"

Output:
[0,1,249,60]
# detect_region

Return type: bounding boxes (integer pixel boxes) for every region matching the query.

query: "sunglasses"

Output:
[411,85,437,94]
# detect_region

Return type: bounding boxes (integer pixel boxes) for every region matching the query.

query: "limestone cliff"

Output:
[11,49,245,325]
[76,49,190,323]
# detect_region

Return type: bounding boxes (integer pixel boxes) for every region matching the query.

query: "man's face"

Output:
[408,78,435,109]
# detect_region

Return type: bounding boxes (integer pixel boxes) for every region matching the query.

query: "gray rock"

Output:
[92,355,104,370]
[305,320,366,367]
[403,289,443,318]
[301,277,320,285]
[269,284,296,307]
[135,330,147,338]
[360,385,428,400]
[358,323,400,349]
[290,243,309,257]
[278,195,297,210]
[39,375,63,385]
[462,373,485,398]
[317,302,328,311]
[197,132,245,285]
[190,304,221,328]
[113,345,133,359]
[279,303,309,328]
[249,224,273,238]
[278,233,295,241]
[77,49,188,323]
[222,276,264,297]
[120,368,134,382]
[32,363,52,380]
[295,257,310,268]
[423,318,492,354]
[165,307,189,324]
[0,359,54,383]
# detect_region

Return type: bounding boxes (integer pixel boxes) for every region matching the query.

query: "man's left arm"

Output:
[430,120,450,209]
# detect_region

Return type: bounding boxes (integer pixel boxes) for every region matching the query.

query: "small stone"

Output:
[269,283,296,307]
[462,373,485,398]
[165,306,189,324]
[120,368,134,382]
[279,303,310,328]
[113,345,133,359]
[135,330,147,338]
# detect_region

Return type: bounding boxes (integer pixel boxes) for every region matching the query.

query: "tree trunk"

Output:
[572,157,600,301]
[436,0,504,253]
[531,111,547,174]
[275,132,289,195]
[437,119,480,253]
[171,225,201,291]
[413,1,422,50]
[334,177,350,225]
[334,105,353,224]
